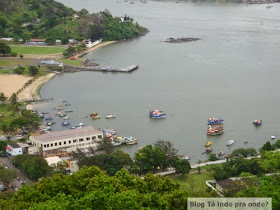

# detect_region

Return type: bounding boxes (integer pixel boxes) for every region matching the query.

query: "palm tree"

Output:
[0,92,7,104]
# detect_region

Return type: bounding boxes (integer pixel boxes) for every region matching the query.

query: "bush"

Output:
[14,66,25,75]
[28,66,39,76]
[11,52,17,57]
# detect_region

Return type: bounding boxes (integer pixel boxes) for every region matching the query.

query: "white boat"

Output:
[271,136,276,139]
[185,156,190,160]
[79,123,84,127]
[106,114,116,119]
[226,140,234,146]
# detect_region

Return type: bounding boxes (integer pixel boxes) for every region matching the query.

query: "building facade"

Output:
[28,126,103,157]
[6,143,23,156]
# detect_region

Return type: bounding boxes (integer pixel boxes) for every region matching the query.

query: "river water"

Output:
[36,0,280,162]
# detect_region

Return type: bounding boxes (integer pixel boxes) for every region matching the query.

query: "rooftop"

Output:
[30,126,102,143]
[8,143,21,149]
[45,156,63,166]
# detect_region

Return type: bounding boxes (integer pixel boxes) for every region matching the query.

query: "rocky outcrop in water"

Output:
[165,37,200,43]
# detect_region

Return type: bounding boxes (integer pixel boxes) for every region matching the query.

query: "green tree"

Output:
[173,158,191,175]
[208,153,219,161]
[10,93,17,107]
[63,46,76,57]
[0,43,11,56]
[45,37,56,45]
[28,66,39,76]
[0,166,17,186]
[97,137,114,154]
[61,37,69,45]
[230,148,257,158]
[0,141,7,152]
[0,92,7,104]
[79,9,89,17]
[14,66,25,75]
[260,141,272,152]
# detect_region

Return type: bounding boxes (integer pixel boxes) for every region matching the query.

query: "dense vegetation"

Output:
[0,166,189,209]
[0,0,148,42]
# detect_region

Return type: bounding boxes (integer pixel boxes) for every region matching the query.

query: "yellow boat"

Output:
[205,141,212,147]
[90,112,100,119]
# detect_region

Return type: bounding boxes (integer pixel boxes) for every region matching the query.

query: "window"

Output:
[64,141,66,145]
[59,142,61,145]
[55,143,57,146]
[98,135,102,139]
[92,136,96,140]
[73,139,77,143]
[86,137,90,141]
[79,138,84,142]
[69,140,71,144]
[44,145,46,148]
[47,144,49,147]
[51,144,53,147]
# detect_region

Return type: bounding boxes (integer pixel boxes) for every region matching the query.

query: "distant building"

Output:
[41,60,63,67]
[29,38,45,44]
[72,14,79,18]
[6,143,23,156]
[0,38,13,42]
[28,126,103,157]
[55,39,62,45]
[83,38,102,48]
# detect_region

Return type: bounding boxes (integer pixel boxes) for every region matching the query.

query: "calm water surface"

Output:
[36,1,280,162]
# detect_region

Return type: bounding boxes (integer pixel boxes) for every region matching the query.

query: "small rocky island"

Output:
[165,37,200,43]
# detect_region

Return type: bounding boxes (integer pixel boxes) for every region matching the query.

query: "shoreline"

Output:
[31,73,56,100]
[75,41,117,58]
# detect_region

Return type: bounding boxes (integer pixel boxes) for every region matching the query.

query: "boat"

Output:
[70,126,76,129]
[125,136,137,145]
[112,142,122,147]
[115,137,126,144]
[64,103,71,106]
[64,116,69,120]
[65,110,73,113]
[102,129,117,137]
[90,112,100,119]
[78,123,84,127]
[253,120,262,126]
[38,114,45,118]
[226,140,234,146]
[271,136,276,139]
[205,141,212,147]
[59,113,65,117]
[45,116,53,120]
[208,117,224,125]
[149,110,166,119]
[266,5,273,9]
[46,122,55,126]
[106,114,116,119]
[41,112,49,114]
[185,156,190,160]
[205,147,213,153]
[218,151,225,156]
[207,125,224,136]
[62,121,70,126]
[55,111,62,116]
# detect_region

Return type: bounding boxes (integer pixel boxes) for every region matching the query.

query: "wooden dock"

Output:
[63,64,138,73]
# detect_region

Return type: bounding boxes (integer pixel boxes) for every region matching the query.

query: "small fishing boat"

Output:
[149,110,166,119]
[102,129,117,137]
[64,103,71,106]
[205,147,213,153]
[90,112,101,119]
[271,136,276,140]
[112,142,122,147]
[218,151,225,156]
[45,116,53,120]
[38,114,45,118]
[78,123,84,127]
[207,125,224,136]
[59,113,65,117]
[205,141,212,147]
[46,122,55,126]
[106,114,116,119]
[55,111,62,116]
[41,112,49,114]
[65,110,73,113]
[125,136,137,145]
[179,153,184,158]
[226,140,234,146]
[253,120,262,126]
[70,126,76,129]
[64,116,69,120]
[244,141,248,144]
[266,5,273,9]
[185,156,190,160]
[208,117,224,125]
[62,121,70,126]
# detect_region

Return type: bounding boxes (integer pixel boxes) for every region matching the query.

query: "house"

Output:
[83,38,102,48]
[0,38,13,42]
[72,14,79,18]
[55,40,62,45]
[28,126,103,157]
[6,143,23,156]
[41,60,63,67]
[69,56,77,60]
[63,157,79,173]
[29,38,45,44]
[45,156,65,167]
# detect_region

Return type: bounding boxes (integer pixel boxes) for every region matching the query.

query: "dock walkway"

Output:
[63,64,138,73]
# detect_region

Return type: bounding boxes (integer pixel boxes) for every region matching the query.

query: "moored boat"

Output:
[149,110,166,119]
[106,114,116,119]
[208,117,224,125]
[207,125,224,136]
[218,151,225,156]
[253,120,262,126]
[205,147,213,153]
[45,116,53,120]
[90,112,101,119]
[46,122,55,126]
[205,141,212,147]
[226,140,234,146]
[125,136,137,145]
[62,121,70,126]
[65,110,73,113]
[185,156,190,160]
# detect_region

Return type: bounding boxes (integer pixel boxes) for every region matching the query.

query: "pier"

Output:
[63,64,138,73]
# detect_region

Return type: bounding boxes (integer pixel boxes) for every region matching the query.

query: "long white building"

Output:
[28,126,103,157]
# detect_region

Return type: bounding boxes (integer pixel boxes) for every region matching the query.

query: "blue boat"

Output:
[62,121,70,126]
[65,110,73,113]
[208,117,224,125]
[45,116,53,120]
[149,110,166,119]
[253,120,262,126]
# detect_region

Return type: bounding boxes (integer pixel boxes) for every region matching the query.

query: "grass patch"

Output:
[0,59,34,68]
[0,68,14,74]
[10,46,65,54]
[58,58,83,66]
[0,104,16,128]
[171,171,215,196]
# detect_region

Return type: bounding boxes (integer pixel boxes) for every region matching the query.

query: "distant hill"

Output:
[0,0,148,42]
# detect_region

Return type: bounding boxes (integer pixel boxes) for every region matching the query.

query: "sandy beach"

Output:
[0,41,117,101]
[75,41,117,57]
